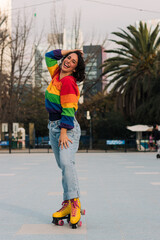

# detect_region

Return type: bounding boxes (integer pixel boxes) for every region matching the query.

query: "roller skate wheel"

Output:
[78,221,82,227]
[72,224,77,229]
[81,209,86,215]
[58,220,64,226]
[52,218,58,225]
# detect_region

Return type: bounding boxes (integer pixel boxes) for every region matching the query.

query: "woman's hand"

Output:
[74,49,84,56]
[59,128,73,149]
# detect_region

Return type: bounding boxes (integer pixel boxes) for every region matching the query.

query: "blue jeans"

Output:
[48,119,81,201]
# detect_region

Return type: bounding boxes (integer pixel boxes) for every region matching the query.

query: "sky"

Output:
[6,0,160,47]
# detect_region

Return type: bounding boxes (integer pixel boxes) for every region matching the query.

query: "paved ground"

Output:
[0,152,160,240]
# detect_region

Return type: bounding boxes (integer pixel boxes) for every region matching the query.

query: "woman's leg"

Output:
[59,120,81,201]
[49,120,81,201]
[60,141,80,200]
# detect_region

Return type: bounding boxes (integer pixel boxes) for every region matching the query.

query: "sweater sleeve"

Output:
[45,49,63,78]
[60,77,79,130]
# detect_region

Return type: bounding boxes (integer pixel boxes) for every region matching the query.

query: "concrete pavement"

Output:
[0,152,160,240]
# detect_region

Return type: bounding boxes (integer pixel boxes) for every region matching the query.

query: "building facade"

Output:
[83,45,107,102]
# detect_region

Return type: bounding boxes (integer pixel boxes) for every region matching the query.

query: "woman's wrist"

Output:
[60,128,67,135]
[61,50,72,56]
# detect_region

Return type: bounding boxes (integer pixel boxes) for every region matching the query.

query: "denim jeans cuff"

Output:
[63,190,80,201]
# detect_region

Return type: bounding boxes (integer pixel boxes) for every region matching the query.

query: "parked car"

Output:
[35,141,51,148]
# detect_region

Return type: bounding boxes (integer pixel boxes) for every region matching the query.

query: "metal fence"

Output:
[0,139,157,153]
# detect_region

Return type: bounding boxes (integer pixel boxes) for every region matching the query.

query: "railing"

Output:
[0,139,157,153]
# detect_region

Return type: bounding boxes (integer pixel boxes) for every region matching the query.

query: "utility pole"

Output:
[86,111,92,150]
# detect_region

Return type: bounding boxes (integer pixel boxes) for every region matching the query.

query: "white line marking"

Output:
[16,224,87,235]
[24,163,39,165]
[119,162,134,164]
[11,168,29,170]
[48,192,62,196]
[126,166,144,168]
[0,173,16,176]
[135,172,160,175]
[79,177,87,180]
[151,182,160,185]
[77,170,88,172]
[80,191,87,196]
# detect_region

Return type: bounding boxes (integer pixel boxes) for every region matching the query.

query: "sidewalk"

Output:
[0,152,160,240]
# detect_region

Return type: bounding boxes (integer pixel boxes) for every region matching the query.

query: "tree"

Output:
[77,92,128,141]
[18,86,48,138]
[0,11,10,141]
[102,21,160,123]
[0,11,45,150]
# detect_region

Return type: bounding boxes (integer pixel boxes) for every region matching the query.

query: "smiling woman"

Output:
[45,49,85,228]
[60,50,85,82]
[61,53,78,73]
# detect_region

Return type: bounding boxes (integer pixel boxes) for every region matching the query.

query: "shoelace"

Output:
[71,200,79,217]
[58,201,69,212]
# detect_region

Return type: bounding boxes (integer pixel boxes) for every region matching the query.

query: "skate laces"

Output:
[58,200,69,212]
[71,199,80,217]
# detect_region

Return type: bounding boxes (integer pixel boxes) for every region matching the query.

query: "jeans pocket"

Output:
[51,123,60,132]
[67,124,81,141]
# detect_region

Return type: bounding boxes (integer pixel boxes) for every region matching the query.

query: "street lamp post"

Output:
[86,111,92,150]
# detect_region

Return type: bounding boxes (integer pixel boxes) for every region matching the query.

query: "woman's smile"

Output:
[63,62,70,68]
[61,53,78,73]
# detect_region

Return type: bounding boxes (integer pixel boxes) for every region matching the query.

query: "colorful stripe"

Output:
[61,108,75,117]
[61,102,78,111]
[47,64,59,78]
[45,90,60,104]
[45,50,62,78]
[47,84,60,96]
[45,49,80,130]
[45,99,61,112]
[45,56,57,67]
[61,94,78,104]
[60,116,74,129]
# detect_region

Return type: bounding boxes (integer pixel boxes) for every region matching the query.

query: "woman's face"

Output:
[61,53,78,75]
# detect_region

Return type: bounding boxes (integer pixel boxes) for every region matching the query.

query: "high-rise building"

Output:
[0,0,11,26]
[0,0,12,74]
[83,45,107,101]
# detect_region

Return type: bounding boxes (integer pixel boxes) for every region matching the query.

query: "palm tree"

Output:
[102,21,160,122]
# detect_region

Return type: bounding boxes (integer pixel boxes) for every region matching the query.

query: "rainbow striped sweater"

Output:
[45,49,80,130]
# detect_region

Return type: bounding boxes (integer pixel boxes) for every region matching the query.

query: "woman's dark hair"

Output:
[61,51,85,82]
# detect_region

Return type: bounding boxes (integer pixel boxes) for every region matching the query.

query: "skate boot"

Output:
[52,200,71,226]
[70,198,81,229]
